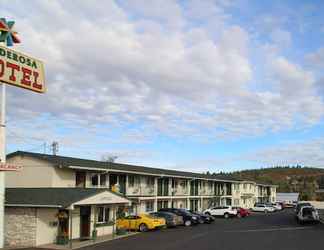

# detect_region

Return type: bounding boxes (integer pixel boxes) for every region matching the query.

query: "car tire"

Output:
[224,213,229,219]
[139,223,149,232]
[184,220,192,226]
[237,213,242,218]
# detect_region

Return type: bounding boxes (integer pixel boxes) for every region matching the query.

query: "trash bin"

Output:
[92,229,98,241]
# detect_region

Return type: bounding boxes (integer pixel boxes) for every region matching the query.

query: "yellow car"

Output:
[117,214,166,232]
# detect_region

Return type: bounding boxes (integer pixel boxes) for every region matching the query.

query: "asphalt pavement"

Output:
[82,209,324,250]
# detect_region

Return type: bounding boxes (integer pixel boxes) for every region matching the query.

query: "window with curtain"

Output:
[97,206,110,223]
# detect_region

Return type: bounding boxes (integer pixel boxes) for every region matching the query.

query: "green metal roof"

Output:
[7,151,240,182]
[5,188,110,208]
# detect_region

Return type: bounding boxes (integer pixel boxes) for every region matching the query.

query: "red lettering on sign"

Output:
[6,62,20,81]
[32,71,42,90]
[0,59,4,77]
[20,67,32,86]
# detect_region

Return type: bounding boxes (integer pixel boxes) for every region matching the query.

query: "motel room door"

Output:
[80,206,91,239]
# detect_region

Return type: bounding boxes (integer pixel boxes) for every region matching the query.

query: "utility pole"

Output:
[51,141,59,155]
[43,142,47,154]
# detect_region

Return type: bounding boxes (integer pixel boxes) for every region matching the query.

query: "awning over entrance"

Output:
[73,190,131,207]
[5,188,131,209]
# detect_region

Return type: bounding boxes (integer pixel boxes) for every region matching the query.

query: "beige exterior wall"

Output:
[52,167,75,187]
[6,155,54,188]
[36,208,58,245]
[96,225,113,236]
[6,155,76,188]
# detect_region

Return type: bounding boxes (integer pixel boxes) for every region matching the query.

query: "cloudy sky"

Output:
[2,0,324,173]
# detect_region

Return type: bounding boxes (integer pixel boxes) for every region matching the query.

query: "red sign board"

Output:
[0,163,22,171]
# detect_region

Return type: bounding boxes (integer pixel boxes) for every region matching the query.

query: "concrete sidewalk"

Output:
[5,232,139,250]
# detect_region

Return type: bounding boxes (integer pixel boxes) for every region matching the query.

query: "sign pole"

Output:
[0,18,44,248]
[0,82,6,249]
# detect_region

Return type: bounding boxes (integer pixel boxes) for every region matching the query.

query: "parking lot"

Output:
[82,209,324,250]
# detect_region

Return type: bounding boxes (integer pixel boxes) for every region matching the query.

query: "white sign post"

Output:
[0,18,45,248]
[0,82,5,248]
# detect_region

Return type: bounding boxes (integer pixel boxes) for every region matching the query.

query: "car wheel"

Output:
[139,223,149,232]
[184,220,192,226]
[224,213,229,219]
[237,213,242,218]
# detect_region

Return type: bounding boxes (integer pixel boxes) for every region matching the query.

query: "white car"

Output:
[297,206,320,224]
[204,206,238,219]
[269,203,283,211]
[252,204,275,213]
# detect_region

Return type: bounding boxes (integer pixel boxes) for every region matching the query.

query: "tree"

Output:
[101,154,118,163]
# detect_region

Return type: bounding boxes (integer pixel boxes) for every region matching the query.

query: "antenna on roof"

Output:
[51,141,59,155]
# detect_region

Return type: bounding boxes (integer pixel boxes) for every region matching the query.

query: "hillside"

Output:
[213,166,324,201]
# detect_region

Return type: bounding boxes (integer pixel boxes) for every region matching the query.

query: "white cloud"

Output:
[270,29,292,49]
[244,137,324,167]
[2,0,324,166]
[306,47,324,69]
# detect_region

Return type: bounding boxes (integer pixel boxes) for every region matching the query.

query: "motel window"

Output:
[234,199,240,206]
[100,174,107,187]
[129,175,134,187]
[91,174,99,186]
[129,175,140,187]
[146,177,155,186]
[145,201,154,212]
[97,206,110,223]
[180,180,187,188]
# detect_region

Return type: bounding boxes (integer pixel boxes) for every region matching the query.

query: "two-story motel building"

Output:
[4,151,276,248]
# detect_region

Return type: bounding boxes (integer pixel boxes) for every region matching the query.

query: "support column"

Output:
[69,209,73,249]
[125,175,129,196]
[168,178,172,196]
[112,206,116,239]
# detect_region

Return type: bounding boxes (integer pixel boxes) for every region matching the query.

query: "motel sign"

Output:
[0,45,45,93]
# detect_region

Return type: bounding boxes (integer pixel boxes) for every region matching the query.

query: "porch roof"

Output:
[5,188,131,208]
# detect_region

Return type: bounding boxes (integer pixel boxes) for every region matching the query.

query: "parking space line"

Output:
[224,226,312,233]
